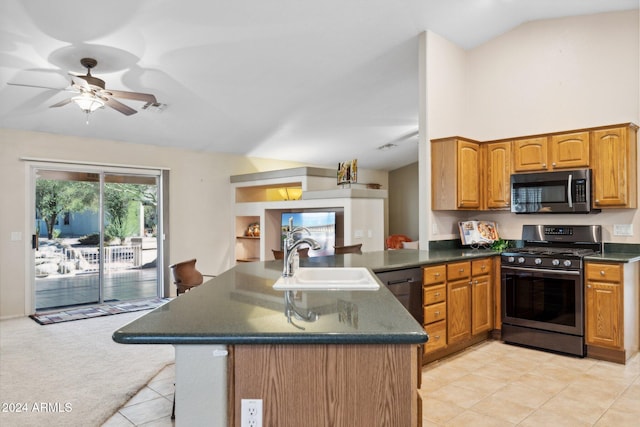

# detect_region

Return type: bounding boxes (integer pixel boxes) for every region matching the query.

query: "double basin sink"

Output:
[272,267,381,291]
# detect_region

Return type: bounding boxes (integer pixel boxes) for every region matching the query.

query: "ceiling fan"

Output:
[8,57,158,118]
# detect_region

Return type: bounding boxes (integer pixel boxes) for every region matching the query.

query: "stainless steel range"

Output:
[501,224,602,357]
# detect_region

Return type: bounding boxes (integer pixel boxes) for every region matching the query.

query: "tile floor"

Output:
[102,340,640,426]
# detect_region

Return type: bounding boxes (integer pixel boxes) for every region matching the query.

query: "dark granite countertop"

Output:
[112,245,639,346]
[584,252,640,263]
[115,250,492,346]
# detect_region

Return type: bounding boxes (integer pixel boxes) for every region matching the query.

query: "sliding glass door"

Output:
[33,166,162,311]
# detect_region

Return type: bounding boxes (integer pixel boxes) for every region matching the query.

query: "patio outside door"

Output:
[33,167,162,311]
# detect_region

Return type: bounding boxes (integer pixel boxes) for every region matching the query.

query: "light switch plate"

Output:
[613,224,633,236]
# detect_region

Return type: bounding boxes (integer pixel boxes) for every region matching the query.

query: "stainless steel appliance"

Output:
[375,268,423,324]
[501,225,602,357]
[511,168,598,214]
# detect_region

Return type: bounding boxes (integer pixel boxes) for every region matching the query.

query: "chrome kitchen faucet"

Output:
[282,216,320,277]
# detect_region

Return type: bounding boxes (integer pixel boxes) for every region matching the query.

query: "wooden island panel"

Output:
[231,344,420,427]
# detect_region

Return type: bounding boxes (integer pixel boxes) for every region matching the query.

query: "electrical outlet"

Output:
[613,224,633,236]
[241,399,263,427]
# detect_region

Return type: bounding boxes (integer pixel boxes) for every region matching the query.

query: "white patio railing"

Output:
[73,245,143,272]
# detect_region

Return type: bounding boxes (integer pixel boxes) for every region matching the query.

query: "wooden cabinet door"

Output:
[447,279,471,344]
[485,141,511,209]
[471,275,492,335]
[585,281,622,349]
[456,140,482,209]
[549,131,590,169]
[591,126,637,208]
[513,137,548,171]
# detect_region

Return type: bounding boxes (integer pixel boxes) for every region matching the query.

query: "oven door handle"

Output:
[502,266,581,276]
[567,173,573,208]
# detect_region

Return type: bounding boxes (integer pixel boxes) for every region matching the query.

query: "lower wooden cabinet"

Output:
[471,259,493,335]
[585,261,639,364]
[423,320,446,353]
[447,277,471,345]
[586,263,623,356]
[423,264,447,356]
[423,258,494,363]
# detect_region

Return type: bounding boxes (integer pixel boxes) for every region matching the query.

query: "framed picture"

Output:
[337,159,357,185]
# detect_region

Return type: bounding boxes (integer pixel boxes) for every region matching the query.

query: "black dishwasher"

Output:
[375,268,423,324]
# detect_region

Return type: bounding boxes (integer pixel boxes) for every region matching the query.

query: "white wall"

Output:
[419,30,471,247]
[422,9,640,244]
[389,162,419,240]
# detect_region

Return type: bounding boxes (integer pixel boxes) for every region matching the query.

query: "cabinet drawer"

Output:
[423,265,446,285]
[586,263,622,283]
[472,258,492,276]
[424,284,446,305]
[447,261,471,281]
[424,302,446,324]
[424,320,447,353]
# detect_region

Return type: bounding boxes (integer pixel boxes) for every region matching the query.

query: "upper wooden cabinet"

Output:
[432,137,482,210]
[432,123,637,212]
[513,132,589,172]
[485,141,511,209]
[550,131,590,169]
[591,124,638,209]
[513,137,548,171]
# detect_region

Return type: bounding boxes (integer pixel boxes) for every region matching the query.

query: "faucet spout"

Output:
[283,237,320,277]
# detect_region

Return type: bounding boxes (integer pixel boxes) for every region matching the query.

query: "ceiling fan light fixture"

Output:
[72,94,105,113]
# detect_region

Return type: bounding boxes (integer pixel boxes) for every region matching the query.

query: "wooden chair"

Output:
[333,243,362,254]
[272,247,309,260]
[169,259,203,295]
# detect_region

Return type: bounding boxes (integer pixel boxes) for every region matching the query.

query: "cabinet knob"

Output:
[434,272,440,277]
[434,311,440,316]
[481,265,486,270]
[595,199,600,204]
[587,284,592,288]
[600,271,605,276]
[434,292,440,297]
[434,335,441,340]
[459,268,464,273]
[551,162,556,167]
[542,163,547,168]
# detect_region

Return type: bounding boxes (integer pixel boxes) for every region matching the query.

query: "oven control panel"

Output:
[544,226,573,236]
[501,253,580,270]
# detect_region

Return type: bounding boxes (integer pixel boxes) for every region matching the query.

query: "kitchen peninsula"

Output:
[115,250,487,426]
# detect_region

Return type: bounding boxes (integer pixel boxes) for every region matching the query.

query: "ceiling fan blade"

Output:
[105,98,137,116]
[49,98,74,108]
[104,89,157,104]
[7,82,69,92]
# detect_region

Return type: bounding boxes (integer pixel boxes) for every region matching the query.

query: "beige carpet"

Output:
[0,311,175,427]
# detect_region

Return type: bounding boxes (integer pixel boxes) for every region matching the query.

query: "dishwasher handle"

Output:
[386,277,415,286]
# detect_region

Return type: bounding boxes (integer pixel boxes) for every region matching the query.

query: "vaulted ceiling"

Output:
[1,0,637,170]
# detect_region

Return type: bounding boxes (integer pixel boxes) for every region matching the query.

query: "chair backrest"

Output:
[169,258,203,294]
[334,243,362,254]
[386,234,412,249]
[272,247,309,260]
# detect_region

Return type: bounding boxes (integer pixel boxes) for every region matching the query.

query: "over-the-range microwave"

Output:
[511,168,599,214]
